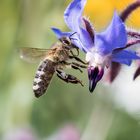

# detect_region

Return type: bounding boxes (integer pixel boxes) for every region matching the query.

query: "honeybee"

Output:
[19,34,87,98]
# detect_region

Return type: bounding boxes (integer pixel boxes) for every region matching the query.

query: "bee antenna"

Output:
[69,32,77,38]
[70,37,78,41]
[69,32,78,41]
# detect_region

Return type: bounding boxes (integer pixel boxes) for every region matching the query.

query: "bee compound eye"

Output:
[62,39,70,45]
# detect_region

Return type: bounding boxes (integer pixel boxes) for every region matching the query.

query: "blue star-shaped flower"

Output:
[52,0,140,92]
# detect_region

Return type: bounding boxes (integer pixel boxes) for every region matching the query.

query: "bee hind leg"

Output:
[56,70,84,86]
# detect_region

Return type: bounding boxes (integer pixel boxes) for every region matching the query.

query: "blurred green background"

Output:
[0,0,140,140]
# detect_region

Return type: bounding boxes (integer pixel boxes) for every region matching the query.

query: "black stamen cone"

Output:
[88,67,99,93]
[89,79,97,93]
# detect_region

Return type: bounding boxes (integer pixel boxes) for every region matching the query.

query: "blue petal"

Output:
[112,50,140,66]
[51,27,87,52]
[72,37,88,52]
[51,27,72,39]
[95,12,127,55]
[64,0,94,52]
[64,0,86,32]
[94,34,111,55]
[113,58,132,65]
[78,27,94,51]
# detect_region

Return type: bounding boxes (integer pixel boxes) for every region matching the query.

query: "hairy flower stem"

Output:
[127,30,140,39]
[126,39,140,48]
[113,39,140,53]
[120,1,140,22]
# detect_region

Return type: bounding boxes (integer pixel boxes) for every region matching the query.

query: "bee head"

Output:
[59,37,71,46]
[59,32,79,56]
[59,32,77,49]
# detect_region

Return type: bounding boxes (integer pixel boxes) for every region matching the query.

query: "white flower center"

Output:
[86,51,111,68]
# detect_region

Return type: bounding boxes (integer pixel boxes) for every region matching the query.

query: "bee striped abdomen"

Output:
[33,59,56,98]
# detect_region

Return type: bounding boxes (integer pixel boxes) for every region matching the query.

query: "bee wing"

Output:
[18,47,51,63]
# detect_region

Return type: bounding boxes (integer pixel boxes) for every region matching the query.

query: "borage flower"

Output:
[52,0,140,93]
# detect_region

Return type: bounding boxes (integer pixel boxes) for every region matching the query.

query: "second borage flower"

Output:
[52,0,140,93]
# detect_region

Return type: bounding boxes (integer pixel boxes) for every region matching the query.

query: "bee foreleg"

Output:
[72,62,87,69]
[69,55,88,65]
[56,70,84,86]
[60,61,83,73]
[70,48,79,56]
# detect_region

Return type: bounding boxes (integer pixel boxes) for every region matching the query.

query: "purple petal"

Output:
[133,66,140,80]
[95,12,127,55]
[78,27,94,51]
[70,20,94,52]
[83,17,95,40]
[3,128,36,140]
[64,0,86,31]
[51,28,72,39]
[112,50,140,65]
[106,62,121,83]
[46,124,80,140]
